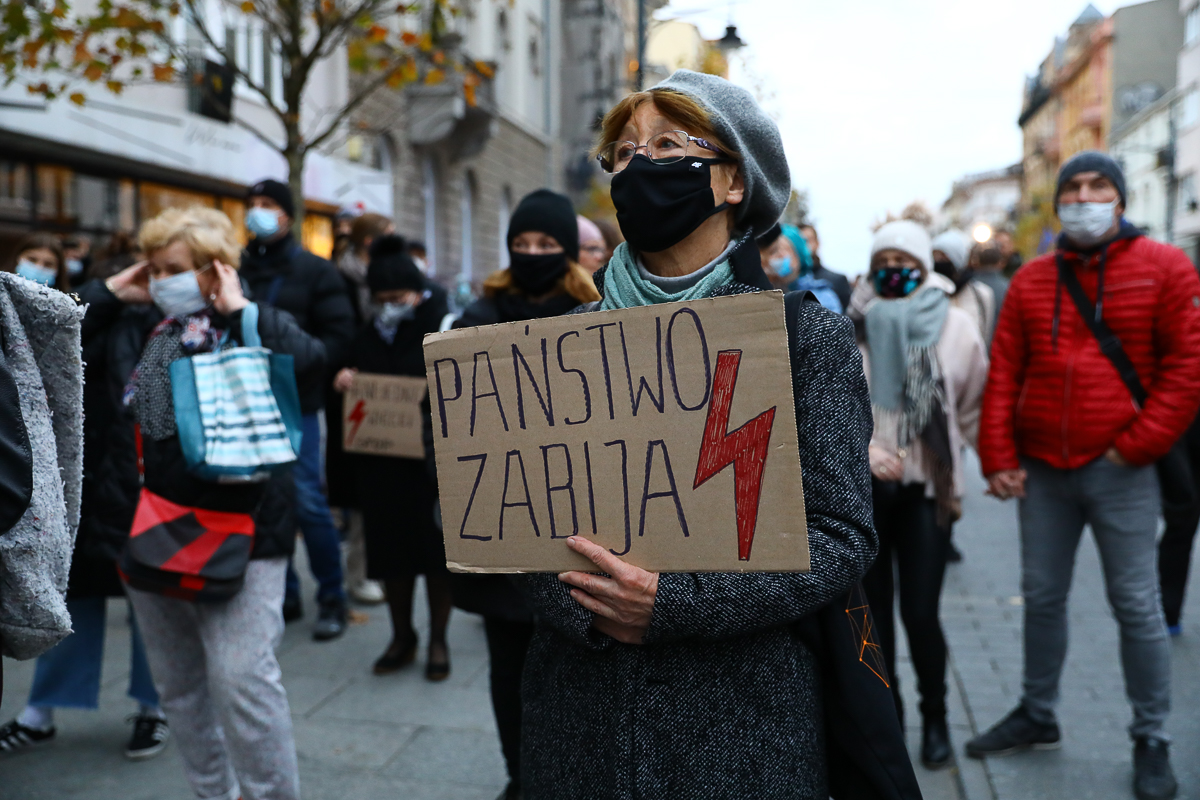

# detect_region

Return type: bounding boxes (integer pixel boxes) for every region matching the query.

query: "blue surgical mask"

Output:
[16,259,56,286]
[1057,200,1119,247]
[246,207,281,239]
[150,266,210,318]
[769,255,794,279]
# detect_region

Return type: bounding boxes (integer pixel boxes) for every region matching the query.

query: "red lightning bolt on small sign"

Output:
[693,350,777,561]
[346,399,368,445]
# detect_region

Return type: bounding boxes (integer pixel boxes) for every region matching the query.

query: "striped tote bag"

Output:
[170,303,302,482]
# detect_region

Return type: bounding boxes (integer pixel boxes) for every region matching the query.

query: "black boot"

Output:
[921,717,952,769]
[1133,737,1177,800]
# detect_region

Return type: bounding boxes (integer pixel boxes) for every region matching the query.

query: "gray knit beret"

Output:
[652,70,791,237]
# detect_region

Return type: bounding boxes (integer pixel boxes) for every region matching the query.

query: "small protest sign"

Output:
[421,291,808,573]
[342,373,427,459]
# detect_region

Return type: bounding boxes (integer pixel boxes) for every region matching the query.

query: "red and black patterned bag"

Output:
[118,425,255,602]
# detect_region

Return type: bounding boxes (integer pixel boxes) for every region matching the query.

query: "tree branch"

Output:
[301,66,397,153]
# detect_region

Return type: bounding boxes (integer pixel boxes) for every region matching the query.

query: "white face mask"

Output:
[376,301,416,327]
[1057,200,1119,247]
[65,258,84,276]
[150,266,210,318]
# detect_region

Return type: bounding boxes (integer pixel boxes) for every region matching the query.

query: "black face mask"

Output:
[610,154,730,253]
[509,251,568,296]
[933,259,957,280]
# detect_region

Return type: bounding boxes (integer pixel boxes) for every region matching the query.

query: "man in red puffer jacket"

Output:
[967,152,1200,800]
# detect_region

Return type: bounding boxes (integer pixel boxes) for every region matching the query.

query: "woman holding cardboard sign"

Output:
[519,71,918,799]
[333,235,452,679]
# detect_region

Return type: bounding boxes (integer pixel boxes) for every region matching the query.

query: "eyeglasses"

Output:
[596,130,729,174]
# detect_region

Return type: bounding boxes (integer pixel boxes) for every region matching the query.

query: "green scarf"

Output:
[599,242,734,310]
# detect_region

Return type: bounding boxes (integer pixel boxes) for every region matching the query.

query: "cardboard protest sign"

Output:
[421,290,808,573]
[342,373,427,459]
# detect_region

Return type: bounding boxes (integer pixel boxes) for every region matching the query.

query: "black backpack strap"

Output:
[784,289,818,332]
[1056,252,1148,408]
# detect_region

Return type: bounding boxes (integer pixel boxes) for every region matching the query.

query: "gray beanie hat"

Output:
[1055,150,1126,208]
[931,229,972,271]
[652,69,791,237]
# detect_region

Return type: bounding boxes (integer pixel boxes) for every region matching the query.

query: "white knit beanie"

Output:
[871,220,932,272]
[931,228,971,271]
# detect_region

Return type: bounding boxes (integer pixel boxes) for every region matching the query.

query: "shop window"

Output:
[0,160,30,220]
[302,213,334,259]
[118,180,137,232]
[139,182,217,222]
[220,197,248,246]
[36,165,76,225]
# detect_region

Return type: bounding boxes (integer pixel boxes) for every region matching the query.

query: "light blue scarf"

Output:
[599,242,735,310]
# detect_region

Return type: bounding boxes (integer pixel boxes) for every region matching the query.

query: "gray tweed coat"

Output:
[520,268,878,799]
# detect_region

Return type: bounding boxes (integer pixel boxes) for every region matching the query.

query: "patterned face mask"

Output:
[873,266,922,299]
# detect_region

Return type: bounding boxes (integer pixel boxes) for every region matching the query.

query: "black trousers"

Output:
[483,616,536,788]
[1159,413,1200,627]
[862,479,951,724]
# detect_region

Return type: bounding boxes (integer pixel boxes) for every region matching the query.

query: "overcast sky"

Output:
[653,0,1120,276]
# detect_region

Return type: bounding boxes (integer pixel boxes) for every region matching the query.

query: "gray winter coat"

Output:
[520,252,878,799]
[0,275,84,660]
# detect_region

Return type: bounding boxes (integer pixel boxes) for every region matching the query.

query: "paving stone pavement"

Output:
[3,451,1199,799]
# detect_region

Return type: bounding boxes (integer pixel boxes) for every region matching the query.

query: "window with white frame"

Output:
[1180,88,1200,130]
[460,172,476,281]
[1187,4,1200,47]
[422,155,439,275]
[498,186,512,269]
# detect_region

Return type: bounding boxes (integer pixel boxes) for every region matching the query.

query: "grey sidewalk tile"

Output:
[292,716,418,770]
[381,725,508,786]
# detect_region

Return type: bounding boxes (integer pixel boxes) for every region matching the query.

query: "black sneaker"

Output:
[282,595,303,624]
[0,719,55,754]
[965,705,1061,758]
[313,595,347,641]
[1134,737,1177,800]
[125,714,170,761]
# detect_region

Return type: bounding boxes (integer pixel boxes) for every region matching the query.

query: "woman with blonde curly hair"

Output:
[83,205,324,800]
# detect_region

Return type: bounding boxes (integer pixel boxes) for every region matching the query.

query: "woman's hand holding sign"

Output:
[559,536,658,644]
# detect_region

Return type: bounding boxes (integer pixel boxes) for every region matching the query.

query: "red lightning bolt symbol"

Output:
[347,399,368,445]
[693,350,777,561]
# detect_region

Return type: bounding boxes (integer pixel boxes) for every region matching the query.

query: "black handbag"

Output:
[1056,253,1197,510]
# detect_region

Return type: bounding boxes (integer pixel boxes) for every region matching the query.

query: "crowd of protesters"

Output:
[1,67,1200,800]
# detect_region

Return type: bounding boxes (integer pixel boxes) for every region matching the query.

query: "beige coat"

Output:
[950,279,996,344]
[855,272,989,498]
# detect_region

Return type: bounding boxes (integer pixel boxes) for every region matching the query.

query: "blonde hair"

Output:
[483,260,601,304]
[138,206,242,270]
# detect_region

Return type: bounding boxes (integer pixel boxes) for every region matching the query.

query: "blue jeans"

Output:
[285,412,345,603]
[1019,456,1170,741]
[29,596,159,709]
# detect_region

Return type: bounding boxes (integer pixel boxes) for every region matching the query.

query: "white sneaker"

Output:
[350,580,386,605]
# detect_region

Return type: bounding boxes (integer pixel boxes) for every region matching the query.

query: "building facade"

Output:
[1176,0,1200,261]
[1017,0,1186,257]
[0,6,392,264]
[940,164,1023,235]
[1111,90,1177,241]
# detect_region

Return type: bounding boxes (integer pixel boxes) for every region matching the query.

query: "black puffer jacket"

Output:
[520,236,919,800]
[81,281,324,561]
[241,232,355,413]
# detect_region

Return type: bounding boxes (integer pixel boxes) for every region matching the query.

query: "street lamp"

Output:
[717,24,745,53]
[973,224,993,243]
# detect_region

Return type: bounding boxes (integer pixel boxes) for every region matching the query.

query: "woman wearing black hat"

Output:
[457,188,601,328]
[451,189,600,800]
[332,235,453,679]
